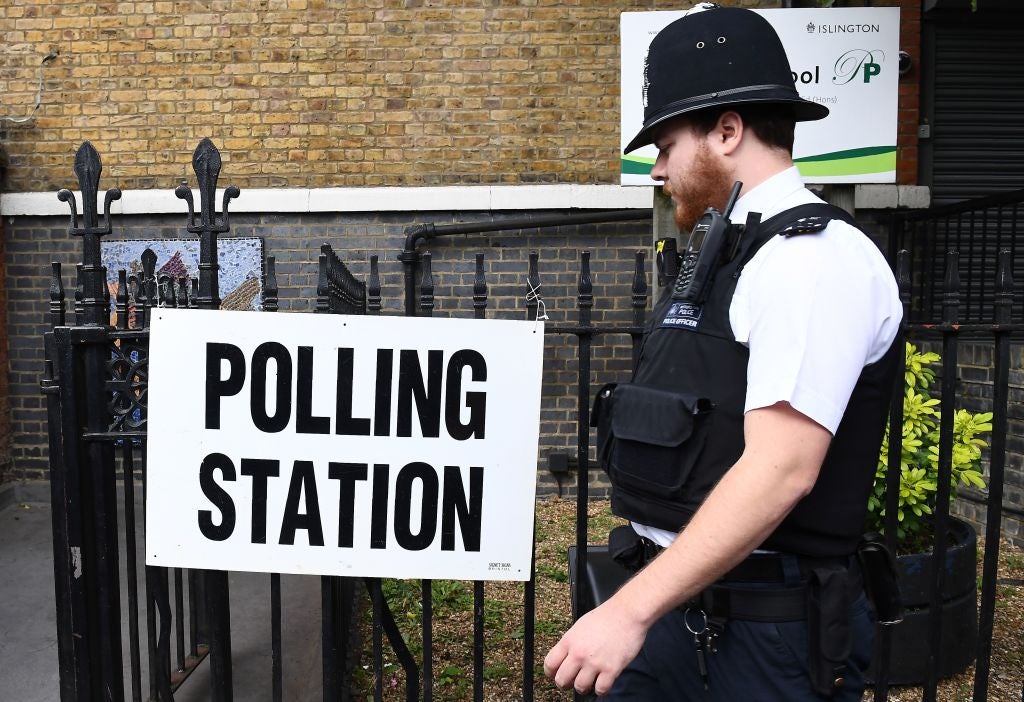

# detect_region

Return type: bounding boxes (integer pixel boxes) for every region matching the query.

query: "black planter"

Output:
[868,517,978,685]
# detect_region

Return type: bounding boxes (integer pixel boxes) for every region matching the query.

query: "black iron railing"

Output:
[890,188,1024,326]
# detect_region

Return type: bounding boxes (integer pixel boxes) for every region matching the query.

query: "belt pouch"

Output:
[608,525,662,573]
[807,565,851,697]
[857,533,904,625]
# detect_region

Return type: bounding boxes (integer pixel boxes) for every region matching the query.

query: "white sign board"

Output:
[621,7,900,185]
[145,309,544,581]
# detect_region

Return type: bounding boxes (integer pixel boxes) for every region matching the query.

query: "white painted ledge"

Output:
[0,185,655,217]
[0,183,929,218]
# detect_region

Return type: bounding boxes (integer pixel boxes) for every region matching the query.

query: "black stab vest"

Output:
[614,203,901,558]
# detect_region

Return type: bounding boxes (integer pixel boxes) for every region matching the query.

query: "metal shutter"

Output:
[925,11,1024,204]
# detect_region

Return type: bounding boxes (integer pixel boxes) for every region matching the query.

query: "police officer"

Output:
[544,5,902,700]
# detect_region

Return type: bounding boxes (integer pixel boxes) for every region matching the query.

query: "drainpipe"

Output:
[398,209,653,317]
[400,223,436,316]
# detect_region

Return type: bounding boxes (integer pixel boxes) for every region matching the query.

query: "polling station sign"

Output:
[145,309,544,581]
[621,7,900,185]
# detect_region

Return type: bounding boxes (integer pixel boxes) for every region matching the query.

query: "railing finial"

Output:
[995,249,1014,325]
[56,141,123,325]
[942,249,960,324]
[175,139,241,310]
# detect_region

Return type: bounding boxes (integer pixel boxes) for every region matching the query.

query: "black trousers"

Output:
[601,593,875,701]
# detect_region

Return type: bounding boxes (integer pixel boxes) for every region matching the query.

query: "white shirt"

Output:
[634,166,903,547]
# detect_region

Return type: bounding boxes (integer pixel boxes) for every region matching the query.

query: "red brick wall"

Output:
[896,0,921,184]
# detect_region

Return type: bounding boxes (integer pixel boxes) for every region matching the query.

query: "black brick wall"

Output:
[3,210,652,499]
[949,341,1024,548]
[0,214,10,485]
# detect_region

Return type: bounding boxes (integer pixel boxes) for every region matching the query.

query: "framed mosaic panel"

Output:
[101,237,265,316]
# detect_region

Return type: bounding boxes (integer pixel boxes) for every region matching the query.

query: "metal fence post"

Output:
[973,250,1014,702]
[52,142,127,702]
[176,137,240,702]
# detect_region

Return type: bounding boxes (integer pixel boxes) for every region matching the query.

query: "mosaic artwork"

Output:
[100,238,265,320]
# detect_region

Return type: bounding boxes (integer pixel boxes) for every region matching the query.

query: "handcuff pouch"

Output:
[607,524,661,574]
[807,564,851,696]
[857,532,904,625]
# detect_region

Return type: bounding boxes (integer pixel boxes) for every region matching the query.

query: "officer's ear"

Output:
[712,110,744,157]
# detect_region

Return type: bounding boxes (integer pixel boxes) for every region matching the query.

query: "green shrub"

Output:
[866,343,991,552]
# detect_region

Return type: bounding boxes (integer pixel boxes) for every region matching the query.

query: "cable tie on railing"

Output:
[526,279,549,330]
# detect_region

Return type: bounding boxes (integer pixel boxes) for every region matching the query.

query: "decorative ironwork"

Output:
[474,252,488,320]
[263,256,279,312]
[890,188,1024,325]
[419,251,434,316]
[74,263,83,320]
[174,138,240,310]
[176,277,190,308]
[57,141,122,326]
[49,261,65,327]
[116,270,129,330]
[106,335,148,433]
[367,255,381,314]
[127,248,159,329]
[316,243,367,314]
[577,250,593,324]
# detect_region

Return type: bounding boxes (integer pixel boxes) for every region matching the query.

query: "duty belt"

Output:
[610,529,860,623]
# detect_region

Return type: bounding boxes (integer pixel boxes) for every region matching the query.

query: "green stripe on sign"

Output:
[621,155,655,175]
[624,147,897,178]
[794,145,895,164]
[795,149,896,178]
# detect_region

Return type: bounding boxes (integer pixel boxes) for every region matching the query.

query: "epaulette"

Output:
[777,216,830,237]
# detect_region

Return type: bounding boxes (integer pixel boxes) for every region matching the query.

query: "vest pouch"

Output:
[602,383,711,499]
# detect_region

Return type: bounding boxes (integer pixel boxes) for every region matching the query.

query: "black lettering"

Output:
[328,462,368,548]
[394,462,439,551]
[240,458,280,544]
[373,349,394,437]
[205,343,246,429]
[296,346,329,434]
[441,465,483,551]
[370,463,389,549]
[250,342,293,433]
[335,347,371,436]
[278,460,324,546]
[198,452,236,541]
[445,350,487,440]
[397,349,442,438]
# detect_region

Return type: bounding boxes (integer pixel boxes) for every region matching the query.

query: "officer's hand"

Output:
[543,598,648,696]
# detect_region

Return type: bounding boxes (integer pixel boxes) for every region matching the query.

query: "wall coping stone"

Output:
[0,184,930,217]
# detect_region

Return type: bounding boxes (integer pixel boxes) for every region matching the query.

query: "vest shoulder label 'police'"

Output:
[660,300,703,330]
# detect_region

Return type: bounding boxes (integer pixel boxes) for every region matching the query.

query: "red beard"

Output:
[664,143,734,233]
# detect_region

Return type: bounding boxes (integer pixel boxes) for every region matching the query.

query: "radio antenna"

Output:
[723,181,743,219]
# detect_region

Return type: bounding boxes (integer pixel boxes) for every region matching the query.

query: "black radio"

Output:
[671,181,743,304]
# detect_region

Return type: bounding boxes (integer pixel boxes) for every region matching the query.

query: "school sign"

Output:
[145,309,544,581]
[621,7,900,184]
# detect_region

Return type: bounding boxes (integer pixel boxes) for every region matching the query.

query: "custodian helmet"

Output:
[624,4,829,153]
